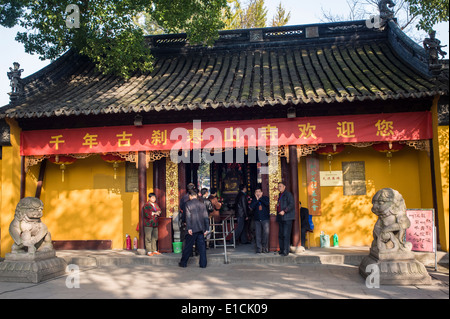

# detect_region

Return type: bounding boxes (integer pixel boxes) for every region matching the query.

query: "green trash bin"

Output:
[172,241,182,254]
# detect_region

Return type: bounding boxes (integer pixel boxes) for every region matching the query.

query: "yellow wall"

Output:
[437,125,449,251]
[1,117,447,255]
[35,156,153,251]
[1,119,22,257]
[1,125,154,257]
[431,95,449,252]
[299,145,435,248]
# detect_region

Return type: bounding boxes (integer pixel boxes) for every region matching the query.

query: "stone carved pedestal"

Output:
[359,188,432,285]
[0,250,67,283]
[359,249,432,285]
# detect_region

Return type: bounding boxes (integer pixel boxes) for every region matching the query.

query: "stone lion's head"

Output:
[372,188,406,218]
[14,197,44,222]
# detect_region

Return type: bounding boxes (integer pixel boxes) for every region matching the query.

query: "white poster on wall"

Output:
[319,171,343,187]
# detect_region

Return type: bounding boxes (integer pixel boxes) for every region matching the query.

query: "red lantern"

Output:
[372,142,404,173]
[316,144,345,156]
[372,142,404,154]
[316,144,345,171]
[49,155,77,182]
[100,154,125,179]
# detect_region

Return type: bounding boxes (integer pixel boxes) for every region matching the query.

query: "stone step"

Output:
[54,247,448,268]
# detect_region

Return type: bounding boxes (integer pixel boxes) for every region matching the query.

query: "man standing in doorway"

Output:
[179,183,195,249]
[300,201,311,249]
[276,181,295,256]
[179,189,210,268]
[249,186,270,253]
[235,184,250,245]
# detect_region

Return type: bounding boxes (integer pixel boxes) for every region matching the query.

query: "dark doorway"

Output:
[184,150,262,216]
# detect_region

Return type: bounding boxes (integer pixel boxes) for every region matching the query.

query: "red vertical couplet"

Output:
[138,151,147,250]
[306,154,321,216]
[289,145,301,247]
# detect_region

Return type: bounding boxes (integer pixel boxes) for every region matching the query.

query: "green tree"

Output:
[407,0,449,32]
[222,0,244,30]
[223,0,290,29]
[321,0,448,44]
[244,0,268,28]
[133,12,166,36]
[0,0,227,78]
[271,2,291,27]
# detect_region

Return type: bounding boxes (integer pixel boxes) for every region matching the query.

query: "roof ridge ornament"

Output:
[7,62,24,103]
[378,0,395,28]
[423,30,448,75]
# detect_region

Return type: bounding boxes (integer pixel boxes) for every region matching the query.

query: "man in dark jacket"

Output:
[276,181,295,256]
[179,183,195,249]
[249,186,270,253]
[179,190,210,268]
[234,184,249,244]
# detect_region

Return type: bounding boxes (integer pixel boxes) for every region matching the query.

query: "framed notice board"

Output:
[125,161,139,192]
[406,209,436,253]
[342,161,366,196]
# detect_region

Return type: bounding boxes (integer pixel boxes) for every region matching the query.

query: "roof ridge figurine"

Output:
[7,62,24,102]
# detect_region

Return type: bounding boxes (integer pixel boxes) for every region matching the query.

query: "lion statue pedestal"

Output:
[359,188,431,285]
[0,197,67,283]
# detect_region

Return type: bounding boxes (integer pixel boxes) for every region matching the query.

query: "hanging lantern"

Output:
[49,155,77,182]
[372,142,404,173]
[316,144,345,171]
[100,154,125,179]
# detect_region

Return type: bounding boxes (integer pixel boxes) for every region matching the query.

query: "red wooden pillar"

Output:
[138,151,147,250]
[178,162,186,201]
[269,215,279,252]
[35,159,47,199]
[289,145,301,248]
[154,158,172,253]
[262,161,279,252]
[20,156,26,199]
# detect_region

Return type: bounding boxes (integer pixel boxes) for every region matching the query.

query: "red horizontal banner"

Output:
[20,112,432,156]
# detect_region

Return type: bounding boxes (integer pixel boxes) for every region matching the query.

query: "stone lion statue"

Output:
[371,188,412,253]
[9,197,53,254]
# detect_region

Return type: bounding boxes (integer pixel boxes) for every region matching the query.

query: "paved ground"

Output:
[0,246,448,300]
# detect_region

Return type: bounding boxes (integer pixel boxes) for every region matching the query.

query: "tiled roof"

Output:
[1,20,448,119]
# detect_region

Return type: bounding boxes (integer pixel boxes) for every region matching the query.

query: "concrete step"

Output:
[54,246,449,268]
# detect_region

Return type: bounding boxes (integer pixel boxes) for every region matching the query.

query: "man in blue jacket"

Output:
[276,181,295,256]
[179,189,210,268]
[249,186,270,253]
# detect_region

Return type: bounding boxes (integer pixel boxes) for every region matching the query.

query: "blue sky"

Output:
[0,0,448,107]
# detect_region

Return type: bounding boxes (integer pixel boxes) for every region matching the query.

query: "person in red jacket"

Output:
[143,193,161,256]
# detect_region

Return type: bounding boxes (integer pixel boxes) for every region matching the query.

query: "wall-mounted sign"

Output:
[342,161,366,196]
[320,171,343,186]
[406,209,436,252]
[125,162,139,192]
[306,154,321,215]
[21,111,432,156]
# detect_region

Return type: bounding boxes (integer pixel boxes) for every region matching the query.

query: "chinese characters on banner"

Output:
[21,111,432,156]
[306,154,321,216]
[406,209,435,252]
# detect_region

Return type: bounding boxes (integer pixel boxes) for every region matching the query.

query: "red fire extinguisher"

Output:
[133,236,138,250]
[126,234,131,250]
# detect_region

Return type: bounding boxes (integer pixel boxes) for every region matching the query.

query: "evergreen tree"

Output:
[0,0,228,78]
[223,0,290,29]
[271,2,291,27]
